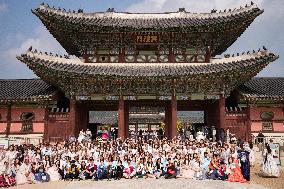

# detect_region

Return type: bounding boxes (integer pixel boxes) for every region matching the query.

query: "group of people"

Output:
[0,133,280,187]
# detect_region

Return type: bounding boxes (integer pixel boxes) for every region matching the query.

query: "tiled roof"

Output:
[0,79,57,102]
[17,49,278,77]
[238,77,284,100]
[33,3,262,29]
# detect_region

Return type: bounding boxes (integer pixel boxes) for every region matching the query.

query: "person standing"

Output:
[237,144,250,181]
[262,144,280,177]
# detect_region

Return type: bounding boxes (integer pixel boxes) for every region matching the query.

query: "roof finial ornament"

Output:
[40,2,44,6]
[251,1,254,5]
[211,9,217,13]
[247,51,250,54]
[28,46,32,51]
[107,8,114,12]
[223,9,226,12]
[78,8,83,13]
[263,46,267,50]
[253,50,256,53]
[178,8,186,12]
[237,53,239,56]
[242,52,245,55]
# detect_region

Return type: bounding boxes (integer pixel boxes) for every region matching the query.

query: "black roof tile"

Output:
[0,79,57,101]
[238,77,284,100]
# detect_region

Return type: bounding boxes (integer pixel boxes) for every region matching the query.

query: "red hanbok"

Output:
[227,159,247,183]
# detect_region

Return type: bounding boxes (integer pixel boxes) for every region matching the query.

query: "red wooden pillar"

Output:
[246,104,252,141]
[69,100,77,140]
[83,49,89,63]
[164,104,170,138]
[218,95,226,129]
[43,105,49,141]
[118,98,125,139]
[170,96,177,138]
[5,103,12,137]
[205,46,211,63]
[124,102,129,138]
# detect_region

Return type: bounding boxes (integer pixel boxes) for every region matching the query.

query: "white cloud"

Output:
[0,25,66,78]
[127,0,264,13]
[3,25,66,64]
[0,3,7,13]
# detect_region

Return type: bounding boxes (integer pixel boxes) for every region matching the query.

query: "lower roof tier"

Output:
[17,49,278,97]
[1,77,283,102]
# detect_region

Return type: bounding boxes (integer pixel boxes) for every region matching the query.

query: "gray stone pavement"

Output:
[13,179,266,189]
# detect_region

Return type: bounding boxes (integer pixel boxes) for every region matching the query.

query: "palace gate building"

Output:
[0,2,283,142]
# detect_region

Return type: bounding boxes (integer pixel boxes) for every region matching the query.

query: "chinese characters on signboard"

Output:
[262,122,273,131]
[136,35,158,43]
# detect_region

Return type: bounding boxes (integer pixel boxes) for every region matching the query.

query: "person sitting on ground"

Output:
[207,154,220,180]
[165,162,176,179]
[227,157,247,183]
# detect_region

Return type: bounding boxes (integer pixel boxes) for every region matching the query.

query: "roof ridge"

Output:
[0,78,41,81]
[35,2,259,17]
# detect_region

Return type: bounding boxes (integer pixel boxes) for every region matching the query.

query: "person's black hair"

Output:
[264,144,272,164]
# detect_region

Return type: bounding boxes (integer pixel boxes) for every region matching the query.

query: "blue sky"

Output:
[0,0,283,79]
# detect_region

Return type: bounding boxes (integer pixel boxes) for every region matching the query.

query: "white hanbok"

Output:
[262,153,280,177]
[47,165,61,181]
[15,164,28,185]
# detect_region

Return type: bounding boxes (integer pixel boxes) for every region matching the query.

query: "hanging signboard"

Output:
[136,34,159,44]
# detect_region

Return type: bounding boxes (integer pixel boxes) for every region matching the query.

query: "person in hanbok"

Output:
[227,157,247,182]
[190,154,205,180]
[47,163,61,181]
[248,142,255,167]
[15,159,28,185]
[237,144,250,181]
[177,164,194,179]
[0,161,16,187]
[262,144,280,177]
[123,160,135,179]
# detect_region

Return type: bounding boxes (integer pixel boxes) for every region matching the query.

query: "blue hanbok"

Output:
[237,149,250,181]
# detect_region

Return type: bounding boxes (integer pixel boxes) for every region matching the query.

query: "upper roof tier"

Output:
[32,3,263,56]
